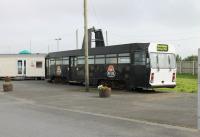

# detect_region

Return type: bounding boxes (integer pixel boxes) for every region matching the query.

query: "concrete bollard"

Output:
[3,77,13,92]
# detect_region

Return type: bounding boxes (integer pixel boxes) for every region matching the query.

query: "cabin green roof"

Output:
[19,50,31,54]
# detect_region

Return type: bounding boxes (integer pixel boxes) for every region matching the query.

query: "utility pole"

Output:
[76,29,79,49]
[55,38,62,51]
[198,48,200,130]
[106,30,109,46]
[84,0,89,92]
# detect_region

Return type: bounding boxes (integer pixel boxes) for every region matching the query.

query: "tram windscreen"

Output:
[150,53,176,69]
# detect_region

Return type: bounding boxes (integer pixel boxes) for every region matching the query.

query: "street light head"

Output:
[55,38,62,41]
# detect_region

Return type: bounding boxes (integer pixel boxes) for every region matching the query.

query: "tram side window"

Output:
[150,53,176,69]
[45,59,49,67]
[89,56,95,64]
[63,57,69,65]
[118,53,130,64]
[50,59,55,66]
[150,53,157,68]
[95,55,105,64]
[74,57,78,66]
[56,59,62,65]
[134,52,146,65]
[78,56,85,64]
[106,54,117,64]
[168,54,176,69]
[158,54,169,69]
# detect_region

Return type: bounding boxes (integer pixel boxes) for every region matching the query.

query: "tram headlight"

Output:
[172,73,176,82]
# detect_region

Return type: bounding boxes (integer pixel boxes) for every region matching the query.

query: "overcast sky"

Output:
[0,0,199,57]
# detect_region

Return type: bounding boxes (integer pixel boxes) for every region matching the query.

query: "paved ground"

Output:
[0,81,199,137]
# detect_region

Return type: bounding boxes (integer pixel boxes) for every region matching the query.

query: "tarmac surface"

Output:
[0,81,199,137]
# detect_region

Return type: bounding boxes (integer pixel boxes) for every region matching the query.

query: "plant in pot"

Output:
[98,84,111,98]
[3,76,13,92]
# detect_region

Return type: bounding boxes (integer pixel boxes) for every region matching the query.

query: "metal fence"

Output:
[176,61,198,75]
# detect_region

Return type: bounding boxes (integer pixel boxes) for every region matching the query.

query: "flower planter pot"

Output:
[3,82,13,92]
[3,77,13,92]
[99,87,111,98]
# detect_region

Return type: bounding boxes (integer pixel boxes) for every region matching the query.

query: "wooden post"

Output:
[179,61,182,74]
[193,61,195,75]
[84,0,89,92]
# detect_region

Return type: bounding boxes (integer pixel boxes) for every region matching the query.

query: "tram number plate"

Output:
[157,44,168,52]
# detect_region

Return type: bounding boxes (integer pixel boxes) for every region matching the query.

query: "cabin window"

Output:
[63,57,69,65]
[17,60,22,74]
[106,54,117,64]
[95,55,105,64]
[36,61,43,68]
[134,51,146,65]
[118,53,130,64]
[24,60,26,75]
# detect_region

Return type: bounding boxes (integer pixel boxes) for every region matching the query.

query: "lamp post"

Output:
[76,29,79,49]
[55,38,62,51]
[84,0,89,92]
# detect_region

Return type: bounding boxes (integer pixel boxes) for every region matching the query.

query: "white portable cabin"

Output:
[0,54,46,79]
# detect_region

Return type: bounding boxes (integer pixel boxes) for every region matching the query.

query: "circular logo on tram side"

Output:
[107,65,116,78]
[56,65,62,76]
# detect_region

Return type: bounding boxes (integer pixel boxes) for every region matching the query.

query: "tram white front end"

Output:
[148,43,176,88]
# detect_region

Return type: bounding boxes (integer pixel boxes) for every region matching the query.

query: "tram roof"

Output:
[47,43,150,58]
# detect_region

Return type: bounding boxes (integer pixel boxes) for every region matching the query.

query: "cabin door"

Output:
[69,57,77,81]
[17,60,26,77]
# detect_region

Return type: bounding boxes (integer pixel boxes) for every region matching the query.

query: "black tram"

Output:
[46,28,176,89]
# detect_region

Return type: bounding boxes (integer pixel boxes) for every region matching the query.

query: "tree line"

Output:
[176,54,198,61]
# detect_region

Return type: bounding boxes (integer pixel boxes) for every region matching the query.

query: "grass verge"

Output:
[158,74,198,93]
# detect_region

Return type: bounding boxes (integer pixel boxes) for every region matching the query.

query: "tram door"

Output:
[69,57,78,81]
[132,51,147,87]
